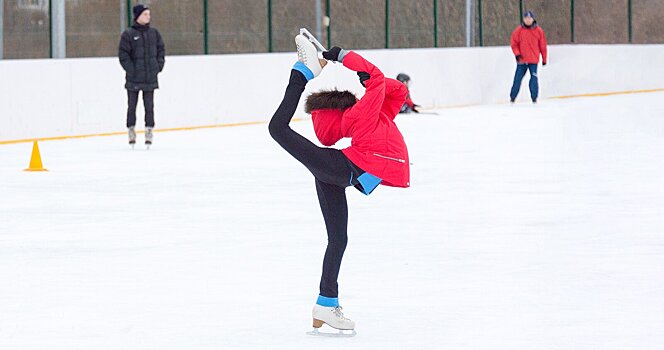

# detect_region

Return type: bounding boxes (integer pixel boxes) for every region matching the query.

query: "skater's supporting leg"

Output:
[143,90,155,128]
[126,90,139,128]
[269,69,358,187]
[509,64,529,101]
[315,178,348,299]
[528,64,539,102]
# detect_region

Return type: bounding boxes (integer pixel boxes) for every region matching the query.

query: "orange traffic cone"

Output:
[24,141,48,172]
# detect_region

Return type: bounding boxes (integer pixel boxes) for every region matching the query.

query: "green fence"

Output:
[1,0,663,59]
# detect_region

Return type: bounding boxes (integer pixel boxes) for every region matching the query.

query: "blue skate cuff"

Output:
[357,172,382,195]
[316,295,339,307]
[293,61,314,81]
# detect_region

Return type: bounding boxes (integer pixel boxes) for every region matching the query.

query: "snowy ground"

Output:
[1,92,664,350]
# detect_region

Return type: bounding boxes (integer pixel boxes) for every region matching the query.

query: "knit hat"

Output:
[523,10,535,19]
[133,4,149,21]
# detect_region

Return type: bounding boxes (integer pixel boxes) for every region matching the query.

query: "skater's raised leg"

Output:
[268,67,357,187]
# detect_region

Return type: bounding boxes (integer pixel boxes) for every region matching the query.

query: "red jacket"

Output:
[404,92,415,109]
[511,24,547,64]
[311,51,410,188]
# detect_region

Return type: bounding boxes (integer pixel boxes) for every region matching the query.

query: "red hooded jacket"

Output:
[311,51,410,188]
[404,92,415,110]
[511,23,547,64]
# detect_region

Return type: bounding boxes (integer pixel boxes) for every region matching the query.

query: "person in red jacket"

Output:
[510,10,548,103]
[396,73,420,114]
[268,35,409,333]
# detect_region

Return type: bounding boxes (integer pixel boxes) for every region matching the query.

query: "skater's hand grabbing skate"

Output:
[323,46,347,63]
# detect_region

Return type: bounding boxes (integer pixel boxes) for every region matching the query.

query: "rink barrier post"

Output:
[204,0,209,54]
[478,0,483,47]
[325,0,331,48]
[433,0,438,48]
[570,0,575,43]
[267,0,273,52]
[385,0,389,48]
[627,0,633,43]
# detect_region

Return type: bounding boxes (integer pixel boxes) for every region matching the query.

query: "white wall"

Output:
[1,44,663,141]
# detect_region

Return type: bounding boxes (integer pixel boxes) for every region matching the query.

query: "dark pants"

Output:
[268,70,364,298]
[510,63,539,102]
[126,90,155,128]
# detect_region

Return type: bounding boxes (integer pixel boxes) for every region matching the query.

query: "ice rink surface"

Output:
[1,92,664,349]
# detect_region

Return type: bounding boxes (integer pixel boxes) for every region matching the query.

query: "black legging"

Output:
[268,69,364,298]
[126,90,155,128]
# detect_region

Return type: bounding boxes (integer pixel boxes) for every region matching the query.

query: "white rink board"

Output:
[1,44,663,141]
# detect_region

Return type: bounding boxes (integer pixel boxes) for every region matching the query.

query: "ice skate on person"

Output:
[128,126,136,148]
[145,127,153,149]
[295,34,324,78]
[307,303,356,337]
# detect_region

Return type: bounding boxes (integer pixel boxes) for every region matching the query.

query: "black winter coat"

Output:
[119,23,165,91]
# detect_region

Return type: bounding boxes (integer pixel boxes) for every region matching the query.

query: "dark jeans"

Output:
[126,90,155,128]
[268,70,364,298]
[510,63,539,101]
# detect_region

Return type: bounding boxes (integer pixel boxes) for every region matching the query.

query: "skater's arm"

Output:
[510,28,521,59]
[539,29,548,65]
[382,78,409,118]
[342,51,385,121]
[156,30,166,72]
[118,32,133,72]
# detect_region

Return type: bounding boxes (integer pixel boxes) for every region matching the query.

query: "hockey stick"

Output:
[299,28,327,52]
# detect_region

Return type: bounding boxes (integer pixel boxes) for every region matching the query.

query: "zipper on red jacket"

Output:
[373,153,406,163]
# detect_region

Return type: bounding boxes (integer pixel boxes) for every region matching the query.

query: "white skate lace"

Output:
[296,43,307,64]
[333,306,348,320]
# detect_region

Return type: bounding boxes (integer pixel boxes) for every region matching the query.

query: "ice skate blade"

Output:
[307,328,356,338]
[299,28,327,52]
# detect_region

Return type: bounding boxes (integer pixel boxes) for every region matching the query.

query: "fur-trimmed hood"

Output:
[305,90,358,146]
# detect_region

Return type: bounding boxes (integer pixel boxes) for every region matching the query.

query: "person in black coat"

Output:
[118,4,165,147]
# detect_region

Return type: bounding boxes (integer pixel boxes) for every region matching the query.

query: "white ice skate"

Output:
[128,126,136,149]
[307,305,356,337]
[145,127,153,150]
[295,34,323,78]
